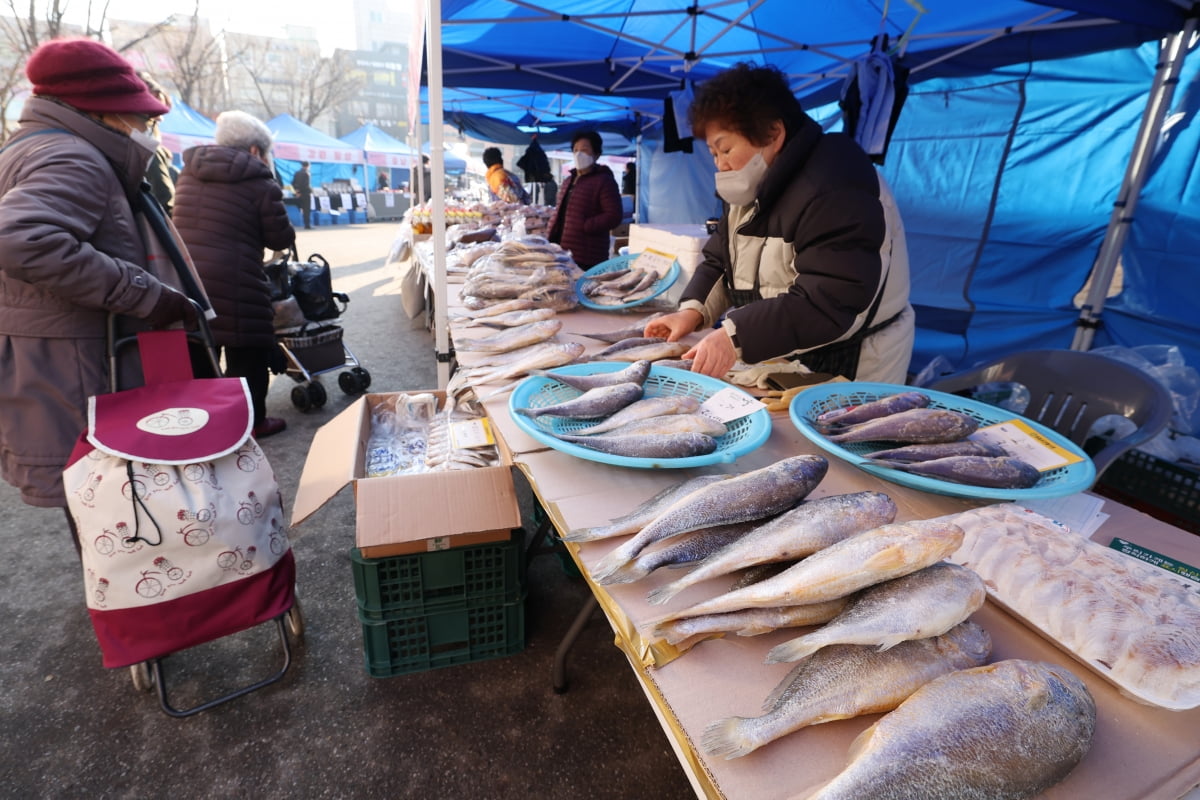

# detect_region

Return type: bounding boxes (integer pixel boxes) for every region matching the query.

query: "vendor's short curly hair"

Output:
[570,130,603,155]
[689,63,808,145]
[482,146,503,167]
[215,110,273,154]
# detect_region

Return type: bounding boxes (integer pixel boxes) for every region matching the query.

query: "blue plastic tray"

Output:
[789,382,1097,500]
[509,363,771,469]
[575,253,681,311]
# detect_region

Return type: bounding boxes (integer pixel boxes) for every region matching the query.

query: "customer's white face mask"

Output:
[120,116,160,157]
[573,151,595,171]
[715,150,768,206]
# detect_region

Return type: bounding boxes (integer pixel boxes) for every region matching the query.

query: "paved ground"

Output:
[0,222,692,799]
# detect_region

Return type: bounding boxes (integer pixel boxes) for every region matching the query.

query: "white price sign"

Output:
[699,387,766,424]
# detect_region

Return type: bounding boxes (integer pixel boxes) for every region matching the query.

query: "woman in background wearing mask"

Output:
[0,38,197,547]
[646,63,913,384]
[547,130,623,268]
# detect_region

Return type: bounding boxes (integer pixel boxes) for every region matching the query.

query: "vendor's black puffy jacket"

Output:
[175,145,296,348]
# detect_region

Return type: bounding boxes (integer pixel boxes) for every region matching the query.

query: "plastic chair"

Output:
[928,349,1173,481]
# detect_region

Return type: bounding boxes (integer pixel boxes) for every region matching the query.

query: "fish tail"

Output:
[513,407,536,418]
[700,717,758,760]
[594,559,642,585]
[561,526,603,542]
[645,581,682,606]
[591,549,633,584]
[764,635,820,664]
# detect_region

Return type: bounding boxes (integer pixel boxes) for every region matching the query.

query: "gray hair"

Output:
[215,110,273,154]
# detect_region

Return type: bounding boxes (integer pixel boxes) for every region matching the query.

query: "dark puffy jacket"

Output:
[174,146,295,348]
[547,164,623,268]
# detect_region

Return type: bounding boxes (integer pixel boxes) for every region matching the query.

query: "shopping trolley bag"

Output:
[64,330,294,669]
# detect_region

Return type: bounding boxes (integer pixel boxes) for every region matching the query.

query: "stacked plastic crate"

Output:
[350,530,527,676]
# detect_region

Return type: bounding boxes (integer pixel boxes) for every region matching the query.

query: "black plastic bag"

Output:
[291,254,348,321]
[264,254,292,302]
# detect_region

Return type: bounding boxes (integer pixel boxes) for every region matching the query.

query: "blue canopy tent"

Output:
[420,140,468,174]
[420,0,1200,376]
[267,113,363,189]
[157,99,216,160]
[340,123,421,189]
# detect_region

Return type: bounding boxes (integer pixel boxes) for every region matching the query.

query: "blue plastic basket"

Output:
[789,381,1097,500]
[509,363,771,469]
[575,253,681,311]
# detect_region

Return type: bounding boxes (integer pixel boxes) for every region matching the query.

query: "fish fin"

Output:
[733,623,774,637]
[874,634,910,651]
[644,582,682,606]
[513,407,535,418]
[861,545,910,572]
[479,381,520,401]
[591,550,634,585]
[845,719,883,762]
[764,636,820,664]
[560,527,607,543]
[761,660,810,710]
[700,717,758,760]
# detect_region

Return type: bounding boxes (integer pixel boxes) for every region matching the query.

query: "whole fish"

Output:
[518,284,579,312]
[816,391,931,430]
[825,408,979,444]
[602,341,691,363]
[590,267,632,282]
[702,622,993,761]
[808,659,1096,800]
[647,491,898,605]
[594,413,727,439]
[553,431,717,460]
[451,298,535,319]
[575,312,667,344]
[617,522,758,584]
[874,455,1042,489]
[657,518,964,620]
[516,382,643,420]
[458,342,585,385]
[592,455,829,585]
[654,358,694,371]
[863,440,1007,462]
[528,360,651,391]
[765,562,987,663]
[729,562,792,591]
[589,337,666,360]
[572,395,700,435]
[455,319,563,354]
[652,598,850,648]
[466,307,557,328]
[562,475,731,542]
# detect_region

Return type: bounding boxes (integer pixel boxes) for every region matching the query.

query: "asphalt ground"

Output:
[0,220,692,799]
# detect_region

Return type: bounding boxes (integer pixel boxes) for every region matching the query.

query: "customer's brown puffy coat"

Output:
[547,164,623,268]
[0,97,173,508]
[174,145,295,349]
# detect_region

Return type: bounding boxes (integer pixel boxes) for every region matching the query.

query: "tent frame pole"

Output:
[425,0,451,389]
[1071,20,1197,351]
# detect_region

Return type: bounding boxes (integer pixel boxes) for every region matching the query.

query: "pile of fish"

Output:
[459,238,582,312]
[514,359,726,460]
[578,264,669,306]
[815,390,1042,490]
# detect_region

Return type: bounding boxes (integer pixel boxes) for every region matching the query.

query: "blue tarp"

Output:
[267,114,363,188]
[158,99,216,155]
[341,123,421,188]
[428,1,1200,371]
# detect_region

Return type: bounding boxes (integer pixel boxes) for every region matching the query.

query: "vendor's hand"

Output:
[144,288,198,329]
[644,309,702,341]
[685,328,738,379]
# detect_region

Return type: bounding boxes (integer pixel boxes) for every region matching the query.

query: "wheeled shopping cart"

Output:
[275,322,372,410]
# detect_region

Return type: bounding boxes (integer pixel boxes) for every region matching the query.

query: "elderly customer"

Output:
[546,130,623,268]
[0,38,196,549]
[173,110,296,439]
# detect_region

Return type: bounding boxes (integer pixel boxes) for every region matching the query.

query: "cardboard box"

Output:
[291,392,521,555]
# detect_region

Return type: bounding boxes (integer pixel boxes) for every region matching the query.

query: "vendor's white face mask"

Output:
[573,151,595,171]
[715,150,768,206]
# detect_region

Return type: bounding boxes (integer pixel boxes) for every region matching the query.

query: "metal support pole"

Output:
[1071,20,1197,351]
[425,0,451,389]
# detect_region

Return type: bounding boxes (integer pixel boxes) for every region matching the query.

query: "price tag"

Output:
[449,417,496,450]
[631,247,675,278]
[971,419,1085,471]
[699,387,766,424]
[354,192,367,208]
[318,195,332,212]
[384,193,396,207]
[339,192,353,210]
[1109,537,1200,585]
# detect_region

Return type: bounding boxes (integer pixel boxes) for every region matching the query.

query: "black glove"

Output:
[144,288,198,329]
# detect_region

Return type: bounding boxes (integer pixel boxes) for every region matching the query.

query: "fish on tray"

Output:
[552,431,717,460]
[454,342,585,386]
[807,659,1096,800]
[652,598,850,649]
[618,522,758,584]
[592,413,727,439]
[764,562,987,663]
[464,307,557,328]
[646,491,898,604]
[454,319,563,354]
[588,337,666,360]
[528,360,651,391]
[655,518,964,620]
[574,312,667,344]
[862,440,1007,462]
[592,455,830,585]
[515,382,643,420]
[600,341,691,363]
[816,391,931,430]
[571,395,700,435]
[563,475,731,543]
[702,622,993,760]
[872,455,1042,489]
[824,408,979,445]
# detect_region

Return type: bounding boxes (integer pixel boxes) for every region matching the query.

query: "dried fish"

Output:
[515,381,644,420]
[552,431,717,460]
[562,475,731,543]
[528,360,651,391]
[825,408,979,444]
[652,598,850,648]
[455,319,563,354]
[816,391,931,430]
[571,395,700,435]
[874,455,1042,489]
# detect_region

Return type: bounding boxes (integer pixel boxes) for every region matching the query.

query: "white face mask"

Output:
[715,150,768,206]
[573,151,595,171]
[120,116,160,157]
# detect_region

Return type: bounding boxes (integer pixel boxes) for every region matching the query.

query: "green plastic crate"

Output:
[360,594,526,677]
[351,530,525,620]
[1098,450,1200,534]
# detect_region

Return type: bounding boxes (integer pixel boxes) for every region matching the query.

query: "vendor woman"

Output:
[646,63,914,384]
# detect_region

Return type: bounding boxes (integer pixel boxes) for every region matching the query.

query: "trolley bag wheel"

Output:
[291,384,312,411]
[285,598,305,641]
[338,367,370,395]
[307,381,327,408]
[351,366,371,390]
[130,660,155,692]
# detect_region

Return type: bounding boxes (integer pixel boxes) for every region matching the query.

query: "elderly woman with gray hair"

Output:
[174,110,296,438]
